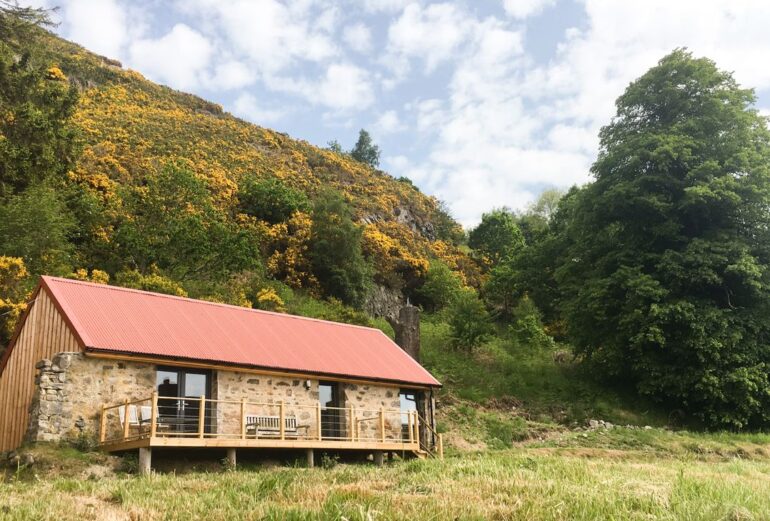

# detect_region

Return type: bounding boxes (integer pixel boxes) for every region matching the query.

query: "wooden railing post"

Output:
[198,396,205,439]
[407,411,413,444]
[279,400,285,440]
[123,399,130,440]
[437,433,444,459]
[379,407,385,443]
[349,405,355,441]
[316,403,322,440]
[150,392,158,438]
[99,405,107,443]
[240,398,246,439]
[414,412,420,447]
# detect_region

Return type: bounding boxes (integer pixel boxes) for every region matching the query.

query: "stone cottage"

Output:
[0,276,442,472]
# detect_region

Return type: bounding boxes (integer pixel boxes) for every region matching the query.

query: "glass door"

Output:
[319,381,345,439]
[400,389,423,440]
[156,367,211,433]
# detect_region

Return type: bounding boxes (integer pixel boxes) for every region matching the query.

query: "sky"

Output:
[37,0,770,227]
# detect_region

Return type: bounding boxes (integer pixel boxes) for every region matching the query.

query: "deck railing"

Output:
[99,393,442,457]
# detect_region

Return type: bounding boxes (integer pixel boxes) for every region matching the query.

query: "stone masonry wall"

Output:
[212,371,320,437]
[27,353,155,443]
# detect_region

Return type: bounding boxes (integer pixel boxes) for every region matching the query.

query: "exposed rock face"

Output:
[364,285,403,319]
[387,305,421,362]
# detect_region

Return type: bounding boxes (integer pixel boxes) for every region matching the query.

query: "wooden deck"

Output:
[99,393,443,460]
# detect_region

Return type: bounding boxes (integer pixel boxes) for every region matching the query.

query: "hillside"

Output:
[20,27,479,302]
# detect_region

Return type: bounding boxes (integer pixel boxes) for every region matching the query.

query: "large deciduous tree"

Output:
[559,49,770,428]
[468,208,524,267]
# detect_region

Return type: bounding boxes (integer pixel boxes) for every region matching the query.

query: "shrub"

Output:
[448,289,493,351]
[416,261,463,312]
[238,176,310,225]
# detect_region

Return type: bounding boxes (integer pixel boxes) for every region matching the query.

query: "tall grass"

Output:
[3,444,770,520]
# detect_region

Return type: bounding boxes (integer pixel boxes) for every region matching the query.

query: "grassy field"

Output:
[3,428,770,520]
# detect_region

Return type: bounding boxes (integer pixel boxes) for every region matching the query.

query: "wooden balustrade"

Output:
[98,395,437,457]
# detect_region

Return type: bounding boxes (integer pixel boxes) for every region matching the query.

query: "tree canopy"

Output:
[350,129,380,168]
[556,49,770,428]
[468,208,524,267]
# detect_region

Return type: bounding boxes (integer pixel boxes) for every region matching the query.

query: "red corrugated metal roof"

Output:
[40,276,440,387]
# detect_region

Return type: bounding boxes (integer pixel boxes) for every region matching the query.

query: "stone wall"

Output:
[26,353,419,444]
[27,353,154,443]
[212,371,321,438]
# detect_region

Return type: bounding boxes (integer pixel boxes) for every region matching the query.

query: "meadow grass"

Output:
[3,437,770,520]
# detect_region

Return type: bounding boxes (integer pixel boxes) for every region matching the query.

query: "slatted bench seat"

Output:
[246,415,308,438]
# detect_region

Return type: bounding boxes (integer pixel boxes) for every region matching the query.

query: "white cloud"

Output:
[232,93,285,124]
[128,24,213,91]
[317,63,375,110]
[386,3,471,73]
[59,0,129,59]
[343,23,373,54]
[403,0,770,226]
[360,0,410,13]
[206,60,256,91]
[181,0,338,74]
[373,110,405,134]
[502,0,556,19]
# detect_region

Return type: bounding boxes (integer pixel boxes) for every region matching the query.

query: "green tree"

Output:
[0,1,55,45]
[350,129,380,168]
[448,288,492,351]
[0,183,75,276]
[0,28,80,197]
[309,190,371,306]
[416,260,463,312]
[115,162,261,282]
[326,140,343,154]
[238,176,310,224]
[468,208,524,267]
[516,188,564,245]
[558,50,770,428]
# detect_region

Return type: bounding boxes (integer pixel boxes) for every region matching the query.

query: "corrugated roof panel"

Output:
[41,276,440,387]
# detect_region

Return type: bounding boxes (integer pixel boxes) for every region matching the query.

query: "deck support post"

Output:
[373,450,384,466]
[437,434,444,460]
[226,448,237,469]
[138,447,152,476]
[306,448,314,468]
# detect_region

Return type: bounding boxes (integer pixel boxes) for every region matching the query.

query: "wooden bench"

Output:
[246,415,308,438]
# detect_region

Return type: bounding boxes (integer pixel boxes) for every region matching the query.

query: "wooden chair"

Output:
[118,405,140,436]
[140,405,169,433]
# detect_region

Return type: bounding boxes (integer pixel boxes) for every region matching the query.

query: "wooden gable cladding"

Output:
[0,288,83,451]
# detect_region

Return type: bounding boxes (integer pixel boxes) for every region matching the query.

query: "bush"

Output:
[448,289,493,351]
[416,261,463,312]
[238,176,310,224]
[510,296,554,348]
[309,190,371,307]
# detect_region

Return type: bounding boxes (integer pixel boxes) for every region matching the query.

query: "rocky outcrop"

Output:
[364,285,403,319]
[386,305,421,362]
